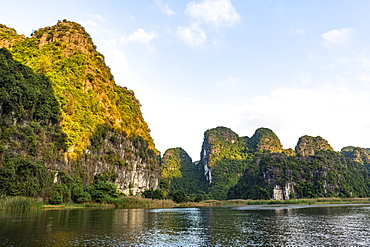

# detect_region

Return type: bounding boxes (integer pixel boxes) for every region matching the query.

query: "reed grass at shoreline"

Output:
[1,196,369,211]
[0,196,43,211]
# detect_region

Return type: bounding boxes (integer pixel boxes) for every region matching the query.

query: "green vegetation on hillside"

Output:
[0,21,160,204]
[228,150,370,199]
[142,148,205,203]
[248,127,283,153]
[199,127,251,200]
[189,126,370,201]
[162,148,205,194]
[295,135,333,156]
[341,146,370,168]
[1,20,156,159]
[1,20,370,205]
[0,48,65,198]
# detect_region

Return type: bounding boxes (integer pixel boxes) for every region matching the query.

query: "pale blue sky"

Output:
[2,0,370,159]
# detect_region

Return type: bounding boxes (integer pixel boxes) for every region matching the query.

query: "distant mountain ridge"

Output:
[161,126,370,201]
[1,20,369,203]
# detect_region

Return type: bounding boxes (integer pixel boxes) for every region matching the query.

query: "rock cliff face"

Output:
[273,183,295,200]
[34,21,96,56]
[248,127,283,153]
[82,126,159,195]
[341,146,370,166]
[194,127,370,200]
[0,24,24,49]
[228,151,370,200]
[199,126,241,183]
[0,20,159,199]
[161,148,203,194]
[198,127,250,199]
[0,48,66,197]
[295,135,333,156]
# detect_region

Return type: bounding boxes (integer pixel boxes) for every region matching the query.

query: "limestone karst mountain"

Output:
[1,20,369,203]
[162,127,370,201]
[0,20,159,203]
[341,146,370,166]
[248,127,283,153]
[295,135,333,156]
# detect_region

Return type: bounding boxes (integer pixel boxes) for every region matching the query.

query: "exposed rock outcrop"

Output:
[0,20,160,198]
[248,127,283,153]
[0,24,24,49]
[295,135,333,156]
[228,151,370,200]
[161,148,203,194]
[273,183,295,200]
[198,126,249,199]
[341,146,370,165]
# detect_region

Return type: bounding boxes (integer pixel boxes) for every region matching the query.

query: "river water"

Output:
[1,204,370,246]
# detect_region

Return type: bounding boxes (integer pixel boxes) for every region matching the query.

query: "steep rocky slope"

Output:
[197,127,250,199]
[295,135,333,156]
[161,147,204,194]
[341,146,370,167]
[228,151,370,200]
[0,48,65,197]
[248,127,283,153]
[0,20,159,201]
[193,126,370,200]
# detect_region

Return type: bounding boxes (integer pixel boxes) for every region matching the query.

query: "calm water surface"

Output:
[1,204,370,246]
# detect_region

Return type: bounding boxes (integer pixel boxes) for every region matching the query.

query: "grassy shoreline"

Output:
[0,196,43,211]
[173,197,370,208]
[1,196,370,211]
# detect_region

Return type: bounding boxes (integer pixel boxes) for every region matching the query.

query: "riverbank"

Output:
[203,197,370,206]
[1,196,369,211]
[37,197,370,209]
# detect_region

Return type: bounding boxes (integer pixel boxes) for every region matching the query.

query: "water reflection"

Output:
[1,205,370,246]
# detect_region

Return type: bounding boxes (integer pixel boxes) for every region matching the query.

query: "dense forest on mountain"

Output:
[0,48,64,198]
[0,20,160,204]
[156,127,370,201]
[1,20,370,205]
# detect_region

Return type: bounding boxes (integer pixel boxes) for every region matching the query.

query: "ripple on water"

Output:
[1,205,370,246]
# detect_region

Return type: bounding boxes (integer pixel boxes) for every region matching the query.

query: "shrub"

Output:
[172,190,188,203]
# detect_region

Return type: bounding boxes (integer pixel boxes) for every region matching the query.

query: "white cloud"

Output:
[84,20,98,28]
[285,26,306,36]
[185,0,240,29]
[178,0,240,48]
[321,28,355,47]
[215,76,241,87]
[86,14,107,22]
[294,28,305,36]
[156,0,176,15]
[79,19,100,35]
[357,73,370,83]
[237,85,370,151]
[124,28,158,44]
[100,38,133,85]
[293,75,313,86]
[145,81,370,159]
[177,22,207,47]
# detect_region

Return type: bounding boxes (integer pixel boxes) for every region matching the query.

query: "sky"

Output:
[1,0,370,160]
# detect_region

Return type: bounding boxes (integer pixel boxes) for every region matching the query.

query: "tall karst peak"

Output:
[0,20,160,197]
[249,127,283,153]
[0,20,156,157]
[295,135,333,156]
[0,24,25,49]
[32,20,96,56]
[201,126,243,163]
[205,126,239,144]
[341,146,370,165]
[198,126,249,200]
